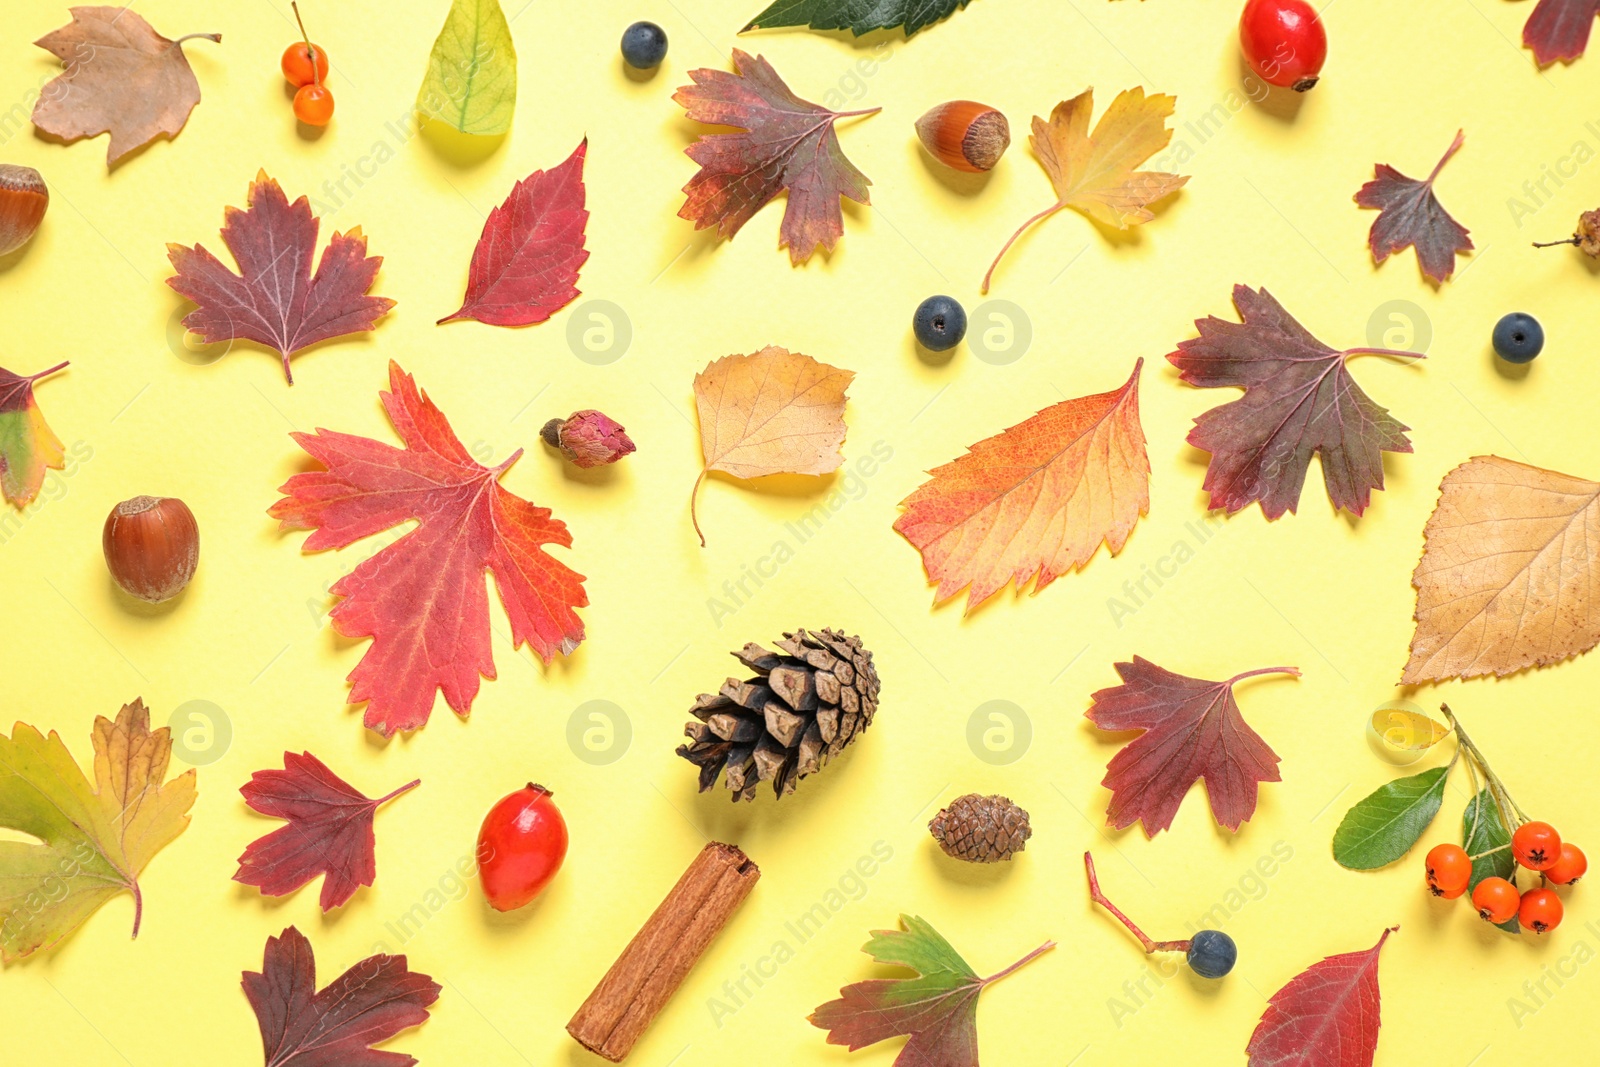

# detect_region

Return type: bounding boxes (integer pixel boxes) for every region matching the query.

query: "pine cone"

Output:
[677,627,880,801]
[929,794,1032,863]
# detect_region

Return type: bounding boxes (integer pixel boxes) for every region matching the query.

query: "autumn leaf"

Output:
[1086,658,1299,837]
[235,753,420,912]
[809,915,1053,1067]
[676,50,878,264]
[743,0,974,36]
[1354,130,1472,283]
[1245,928,1397,1067]
[416,0,517,136]
[1523,0,1600,65]
[1403,455,1600,684]
[0,699,196,963]
[31,7,220,166]
[894,359,1149,612]
[269,361,587,736]
[0,361,69,509]
[244,926,440,1067]
[167,172,395,384]
[691,345,854,546]
[984,87,1187,292]
[440,139,589,327]
[1168,285,1423,520]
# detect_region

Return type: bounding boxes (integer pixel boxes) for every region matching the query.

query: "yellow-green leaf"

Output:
[416,0,518,136]
[0,700,196,962]
[1367,705,1449,754]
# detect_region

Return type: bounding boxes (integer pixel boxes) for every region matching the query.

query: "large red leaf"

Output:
[676,49,876,264]
[1167,285,1422,520]
[1524,0,1600,64]
[1354,130,1472,283]
[167,171,394,383]
[235,752,419,911]
[1246,927,1397,1067]
[1085,657,1299,836]
[243,926,440,1067]
[439,139,589,327]
[269,361,587,736]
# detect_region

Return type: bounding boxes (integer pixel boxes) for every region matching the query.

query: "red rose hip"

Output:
[1239,0,1327,92]
[477,783,568,911]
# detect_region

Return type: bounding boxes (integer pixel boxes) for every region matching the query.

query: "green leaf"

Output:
[1463,788,1519,932]
[1332,765,1449,870]
[743,0,974,37]
[416,0,517,136]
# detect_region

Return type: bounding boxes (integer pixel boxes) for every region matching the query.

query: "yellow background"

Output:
[2,0,1598,1063]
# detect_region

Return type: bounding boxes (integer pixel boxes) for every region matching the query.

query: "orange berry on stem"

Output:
[1425,843,1472,899]
[1472,877,1520,924]
[1513,821,1562,871]
[1519,887,1564,934]
[294,84,334,126]
[281,42,328,87]
[1548,842,1587,886]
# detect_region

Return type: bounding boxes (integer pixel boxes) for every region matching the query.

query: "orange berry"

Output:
[1472,876,1520,924]
[1425,843,1472,899]
[293,84,334,126]
[1513,821,1562,871]
[1548,843,1588,886]
[1518,887,1564,934]
[280,42,329,87]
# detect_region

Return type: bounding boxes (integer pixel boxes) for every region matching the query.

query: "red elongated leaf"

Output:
[1167,285,1423,520]
[1246,927,1397,1067]
[809,914,1053,1067]
[440,139,589,327]
[269,362,587,736]
[1354,130,1472,283]
[243,926,440,1067]
[0,360,69,509]
[1086,657,1299,836]
[676,49,877,264]
[167,171,395,384]
[1524,0,1600,64]
[235,753,419,912]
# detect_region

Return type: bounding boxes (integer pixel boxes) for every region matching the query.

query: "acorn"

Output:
[0,165,47,256]
[915,101,1011,173]
[103,496,199,603]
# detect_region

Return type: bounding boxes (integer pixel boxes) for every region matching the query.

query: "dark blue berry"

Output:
[913,295,967,352]
[1185,930,1236,978]
[1492,312,1543,364]
[621,22,668,69]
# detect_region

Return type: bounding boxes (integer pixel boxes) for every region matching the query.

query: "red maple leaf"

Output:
[1245,927,1397,1067]
[235,752,419,911]
[1354,130,1472,283]
[243,926,440,1067]
[269,361,587,736]
[167,171,395,384]
[439,139,589,327]
[1524,0,1600,64]
[1167,285,1424,520]
[676,49,878,263]
[1085,657,1299,837]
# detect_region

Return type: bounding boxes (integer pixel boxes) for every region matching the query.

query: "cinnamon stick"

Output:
[567,841,759,1062]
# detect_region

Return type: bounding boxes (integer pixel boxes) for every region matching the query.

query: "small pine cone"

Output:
[929,793,1032,863]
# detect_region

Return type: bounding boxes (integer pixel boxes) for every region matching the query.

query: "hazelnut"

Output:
[915,101,1011,173]
[103,496,199,603]
[0,165,48,256]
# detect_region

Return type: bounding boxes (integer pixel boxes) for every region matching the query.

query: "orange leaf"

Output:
[691,345,854,545]
[895,359,1149,611]
[1403,455,1600,683]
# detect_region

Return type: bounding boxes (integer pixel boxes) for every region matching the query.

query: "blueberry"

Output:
[621,21,668,69]
[914,295,967,352]
[1492,312,1543,364]
[1185,929,1236,979]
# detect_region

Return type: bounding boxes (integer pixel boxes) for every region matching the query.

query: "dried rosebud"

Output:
[540,410,635,468]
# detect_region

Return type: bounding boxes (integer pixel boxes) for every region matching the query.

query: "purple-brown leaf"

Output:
[1354,130,1472,283]
[1523,0,1600,65]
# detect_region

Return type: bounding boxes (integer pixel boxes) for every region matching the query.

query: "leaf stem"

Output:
[376,779,421,806]
[831,107,882,119]
[1442,704,1532,832]
[172,32,223,47]
[1084,852,1191,953]
[26,360,69,383]
[690,468,708,548]
[983,202,1065,294]
[1426,129,1465,186]
[1340,347,1428,361]
[981,940,1056,985]
[130,880,143,938]
[1224,665,1300,687]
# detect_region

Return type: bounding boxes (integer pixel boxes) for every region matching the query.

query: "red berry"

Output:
[477,783,568,911]
[1424,843,1471,899]
[1519,887,1564,934]
[293,84,335,126]
[1472,877,1520,924]
[1548,842,1587,885]
[1513,821,1562,871]
[280,42,328,87]
[1239,0,1328,92]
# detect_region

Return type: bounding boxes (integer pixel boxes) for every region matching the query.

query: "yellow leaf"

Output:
[1367,706,1449,754]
